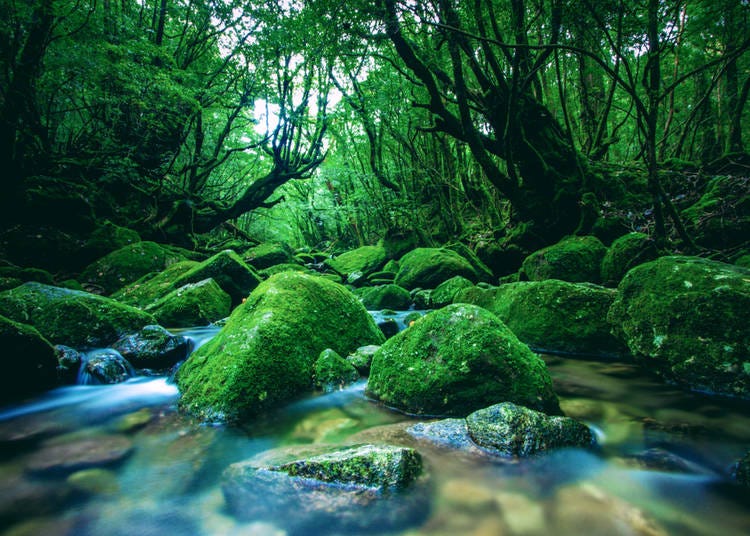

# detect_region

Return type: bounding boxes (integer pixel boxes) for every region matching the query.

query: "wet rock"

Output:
[25,435,133,476]
[495,490,546,535]
[176,272,384,423]
[346,345,380,375]
[395,247,477,290]
[466,402,594,457]
[288,408,359,444]
[54,344,83,384]
[112,325,189,371]
[608,256,750,398]
[80,349,134,384]
[0,472,78,525]
[222,443,429,534]
[173,250,262,307]
[430,275,475,307]
[367,304,561,417]
[407,419,483,454]
[357,283,412,310]
[377,317,400,338]
[145,278,231,328]
[313,348,360,392]
[66,468,119,495]
[521,235,607,283]
[732,450,750,487]
[624,447,701,474]
[114,408,153,433]
[0,314,58,403]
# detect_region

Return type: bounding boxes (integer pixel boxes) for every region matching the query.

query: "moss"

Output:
[346,344,380,375]
[0,282,155,348]
[445,242,494,282]
[0,276,22,292]
[600,232,660,286]
[258,263,312,278]
[521,235,607,283]
[82,221,140,262]
[173,250,261,307]
[466,402,594,457]
[430,276,474,307]
[176,272,384,423]
[0,314,58,402]
[358,284,412,310]
[395,248,477,290]
[325,246,387,281]
[242,242,294,270]
[81,241,187,295]
[111,260,199,308]
[608,256,750,398]
[734,254,750,268]
[366,304,560,417]
[681,175,750,249]
[0,266,54,285]
[313,348,360,392]
[146,278,231,328]
[461,280,626,357]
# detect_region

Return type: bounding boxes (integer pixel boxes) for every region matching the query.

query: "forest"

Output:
[1,1,750,535]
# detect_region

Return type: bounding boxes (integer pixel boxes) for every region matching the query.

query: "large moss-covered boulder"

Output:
[600,232,659,286]
[242,242,294,270]
[176,272,385,422]
[222,444,428,534]
[681,175,750,249]
[467,402,594,457]
[430,276,474,307]
[111,261,199,309]
[521,235,607,283]
[608,256,750,398]
[0,315,58,402]
[145,278,231,327]
[394,248,477,290]
[325,245,387,285]
[0,283,156,348]
[313,348,360,392]
[357,284,411,310]
[81,241,186,295]
[461,280,626,357]
[81,221,140,263]
[366,304,560,417]
[173,250,261,307]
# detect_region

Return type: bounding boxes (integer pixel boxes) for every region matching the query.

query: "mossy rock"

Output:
[0,276,22,292]
[313,348,360,392]
[173,250,261,307]
[82,221,141,263]
[81,241,186,295]
[111,261,199,309]
[466,402,594,457]
[395,248,477,290]
[600,232,660,286]
[242,242,295,270]
[461,280,626,358]
[445,242,494,282]
[146,278,231,328]
[176,272,385,423]
[366,304,560,417]
[0,266,54,285]
[608,256,750,398]
[358,284,412,310]
[346,344,380,375]
[0,283,156,348]
[0,315,58,403]
[681,175,750,249]
[521,235,607,283]
[430,276,474,307]
[111,325,189,370]
[258,263,311,278]
[380,229,419,260]
[324,246,387,283]
[735,254,750,268]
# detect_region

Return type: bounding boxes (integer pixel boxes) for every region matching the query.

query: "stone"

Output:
[173,250,261,307]
[313,348,360,392]
[111,261,199,309]
[176,272,384,423]
[681,175,750,250]
[366,304,560,417]
[324,245,387,281]
[0,282,155,348]
[466,402,594,456]
[346,345,380,375]
[66,468,120,495]
[111,325,189,370]
[242,242,294,270]
[395,248,477,290]
[732,450,750,487]
[600,232,660,286]
[357,283,412,310]
[521,235,607,283]
[25,435,134,476]
[54,344,84,384]
[79,349,134,384]
[430,275,475,307]
[145,278,231,327]
[407,419,482,453]
[608,256,750,398]
[0,315,57,403]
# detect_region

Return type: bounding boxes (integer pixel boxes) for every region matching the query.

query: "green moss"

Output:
[608,256,750,398]
[600,232,660,286]
[521,235,607,283]
[325,246,387,281]
[83,221,140,261]
[146,278,231,328]
[735,254,750,268]
[366,304,560,417]
[313,348,360,392]
[445,242,494,282]
[430,276,474,307]
[242,242,294,270]
[395,248,477,290]
[81,241,187,295]
[173,250,261,307]
[0,266,54,285]
[0,276,22,292]
[111,261,199,308]
[461,280,626,357]
[681,175,750,249]
[0,314,58,402]
[358,284,412,310]
[176,272,384,423]
[259,263,312,278]
[0,282,155,348]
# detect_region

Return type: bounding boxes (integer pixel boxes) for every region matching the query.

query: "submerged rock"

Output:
[176,272,384,423]
[466,402,594,457]
[80,349,134,384]
[222,443,429,534]
[111,325,189,371]
[395,248,477,290]
[0,282,155,348]
[25,435,133,476]
[146,278,231,328]
[366,304,560,417]
[313,348,360,392]
[521,235,607,283]
[608,256,750,398]
[0,315,58,403]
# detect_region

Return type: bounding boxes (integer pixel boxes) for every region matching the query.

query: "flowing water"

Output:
[1,323,749,536]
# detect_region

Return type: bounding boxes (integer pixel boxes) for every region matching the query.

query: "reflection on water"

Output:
[1,335,750,535]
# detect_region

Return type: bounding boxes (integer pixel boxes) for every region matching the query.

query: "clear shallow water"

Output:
[1,329,749,535]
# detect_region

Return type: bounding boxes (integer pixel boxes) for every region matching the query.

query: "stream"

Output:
[1,318,749,535]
